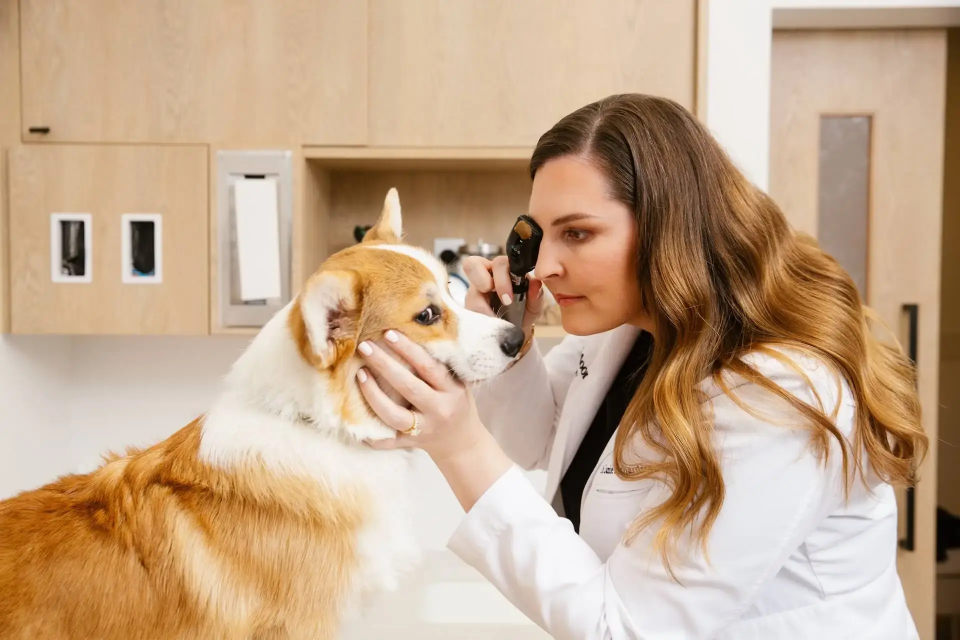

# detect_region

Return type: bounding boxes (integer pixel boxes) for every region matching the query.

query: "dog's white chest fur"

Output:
[198,404,421,609]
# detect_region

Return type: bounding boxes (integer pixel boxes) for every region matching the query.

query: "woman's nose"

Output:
[533,242,562,280]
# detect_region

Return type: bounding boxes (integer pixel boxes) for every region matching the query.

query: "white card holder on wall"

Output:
[216,150,293,327]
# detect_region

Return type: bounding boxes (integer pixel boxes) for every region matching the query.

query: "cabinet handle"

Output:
[899,303,918,552]
[28,126,50,134]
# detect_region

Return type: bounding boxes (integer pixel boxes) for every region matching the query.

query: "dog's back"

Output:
[0,419,370,640]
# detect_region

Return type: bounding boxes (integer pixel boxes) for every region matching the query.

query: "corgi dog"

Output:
[0,188,526,640]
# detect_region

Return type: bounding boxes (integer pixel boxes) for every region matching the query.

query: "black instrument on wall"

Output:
[353,225,372,243]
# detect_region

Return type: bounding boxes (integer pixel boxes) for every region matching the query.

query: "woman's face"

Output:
[528,156,650,336]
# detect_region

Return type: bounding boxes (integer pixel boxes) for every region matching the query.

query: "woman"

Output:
[354,93,927,639]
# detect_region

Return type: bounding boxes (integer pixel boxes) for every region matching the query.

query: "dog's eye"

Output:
[415,305,441,325]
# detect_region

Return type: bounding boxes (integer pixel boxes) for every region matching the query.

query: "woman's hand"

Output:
[462,255,544,340]
[356,330,514,511]
[356,330,487,462]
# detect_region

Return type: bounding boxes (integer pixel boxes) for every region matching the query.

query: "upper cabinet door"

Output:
[9,144,210,335]
[368,0,697,147]
[19,0,368,145]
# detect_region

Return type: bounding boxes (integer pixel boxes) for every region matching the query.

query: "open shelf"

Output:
[297,149,566,339]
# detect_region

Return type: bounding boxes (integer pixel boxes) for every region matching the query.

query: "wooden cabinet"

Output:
[0,0,22,333]
[19,0,367,145]
[8,145,208,335]
[368,0,698,147]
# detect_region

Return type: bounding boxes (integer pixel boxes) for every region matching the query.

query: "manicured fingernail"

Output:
[502,294,512,305]
[357,368,368,383]
[358,341,373,356]
[385,330,399,343]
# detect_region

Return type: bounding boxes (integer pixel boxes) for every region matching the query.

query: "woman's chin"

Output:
[559,306,618,336]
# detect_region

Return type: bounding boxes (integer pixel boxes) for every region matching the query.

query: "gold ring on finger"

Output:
[400,410,421,437]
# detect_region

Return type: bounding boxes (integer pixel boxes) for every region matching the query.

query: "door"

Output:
[770,30,946,640]
[8,144,209,335]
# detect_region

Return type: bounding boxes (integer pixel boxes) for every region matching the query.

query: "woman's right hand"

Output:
[462,255,544,341]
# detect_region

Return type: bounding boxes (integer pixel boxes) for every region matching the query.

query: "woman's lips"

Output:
[554,294,585,307]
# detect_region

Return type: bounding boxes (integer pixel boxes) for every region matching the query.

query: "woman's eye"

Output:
[564,228,591,242]
[415,305,441,325]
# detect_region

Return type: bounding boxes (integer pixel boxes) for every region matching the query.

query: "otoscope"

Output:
[491,215,544,328]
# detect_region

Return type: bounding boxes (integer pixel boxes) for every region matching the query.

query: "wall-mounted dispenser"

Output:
[121,213,162,284]
[50,212,93,284]
[216,150,293,328]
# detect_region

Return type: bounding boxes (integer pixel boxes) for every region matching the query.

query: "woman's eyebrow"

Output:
[551,213,598,227]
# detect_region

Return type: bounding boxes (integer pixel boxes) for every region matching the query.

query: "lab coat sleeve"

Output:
[448,358,846,639]
[473,334,586,470]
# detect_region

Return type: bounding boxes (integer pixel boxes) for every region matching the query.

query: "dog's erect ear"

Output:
[298,270,360,368]
[361,187,402,244]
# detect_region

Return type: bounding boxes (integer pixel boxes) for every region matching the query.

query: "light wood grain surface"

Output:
[19,0,368,145]
[9,145,209,334]
[368,0,697,147]
[0,0,21,333]
[323,169,532,257]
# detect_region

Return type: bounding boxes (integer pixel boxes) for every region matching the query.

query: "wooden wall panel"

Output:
[9,145,209,335]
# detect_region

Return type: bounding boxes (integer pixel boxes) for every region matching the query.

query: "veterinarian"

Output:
[354,93,926,639]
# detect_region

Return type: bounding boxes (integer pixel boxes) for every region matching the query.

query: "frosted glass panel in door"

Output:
[818,115,871,298]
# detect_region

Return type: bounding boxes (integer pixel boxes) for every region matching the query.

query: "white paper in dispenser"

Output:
[234,177,282,301]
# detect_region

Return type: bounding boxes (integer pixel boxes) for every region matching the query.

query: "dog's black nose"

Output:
[499,325,526,358]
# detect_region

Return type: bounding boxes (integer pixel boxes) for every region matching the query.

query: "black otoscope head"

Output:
[505,215,543,295]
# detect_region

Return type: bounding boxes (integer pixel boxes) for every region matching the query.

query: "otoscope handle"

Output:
[489,288,528,329]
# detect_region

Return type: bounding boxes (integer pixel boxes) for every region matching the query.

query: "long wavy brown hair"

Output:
[530,93,927,573]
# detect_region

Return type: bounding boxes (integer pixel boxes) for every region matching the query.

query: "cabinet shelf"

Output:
[303,146,533,171]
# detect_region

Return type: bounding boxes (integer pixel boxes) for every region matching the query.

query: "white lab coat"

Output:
[447,324,918,639]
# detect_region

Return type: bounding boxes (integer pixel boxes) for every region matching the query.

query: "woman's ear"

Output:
[295,270,361,368]
[361,187,403,244]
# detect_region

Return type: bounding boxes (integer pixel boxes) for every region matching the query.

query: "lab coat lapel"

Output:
[543,324,641,502]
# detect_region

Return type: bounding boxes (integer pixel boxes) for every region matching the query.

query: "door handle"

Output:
[898,303,918,552]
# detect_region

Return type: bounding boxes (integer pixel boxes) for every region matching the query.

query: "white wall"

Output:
[0,336,74,497]
[701,0,773,190]
[64,336,250,474]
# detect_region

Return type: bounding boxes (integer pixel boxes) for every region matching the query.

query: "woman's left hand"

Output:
[356,330,486,462]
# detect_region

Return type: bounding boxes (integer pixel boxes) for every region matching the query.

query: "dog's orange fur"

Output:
[0,417,373,639]
[0,418,370,640]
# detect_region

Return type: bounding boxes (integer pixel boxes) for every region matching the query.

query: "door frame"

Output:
[696,0,960,191]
